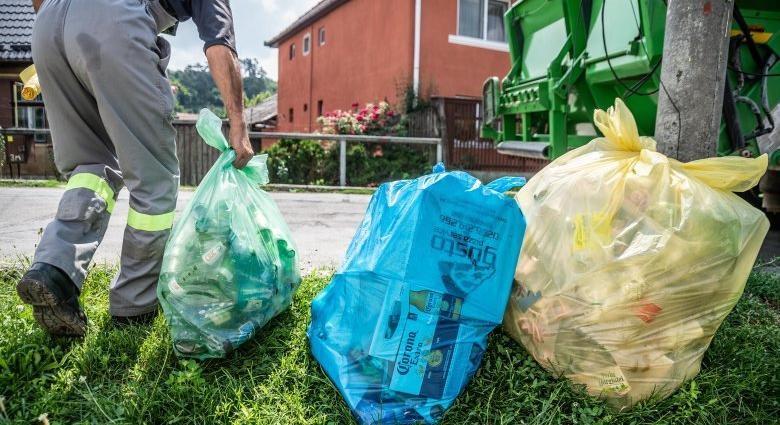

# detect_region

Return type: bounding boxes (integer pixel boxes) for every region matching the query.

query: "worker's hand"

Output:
[229,120,254,169]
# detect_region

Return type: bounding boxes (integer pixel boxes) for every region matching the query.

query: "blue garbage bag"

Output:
[309,164,526,424]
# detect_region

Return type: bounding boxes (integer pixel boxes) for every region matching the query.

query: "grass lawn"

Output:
[0,179,64,189]
[1,266,778,425]
[0,179,377,195]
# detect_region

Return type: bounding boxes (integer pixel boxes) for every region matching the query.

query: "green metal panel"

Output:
[584,0,641,61]
[524,18,568,80]
[482,0,780,167]
[504,0,569,82]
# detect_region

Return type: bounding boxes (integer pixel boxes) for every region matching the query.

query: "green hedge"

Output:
[264,139,433,187]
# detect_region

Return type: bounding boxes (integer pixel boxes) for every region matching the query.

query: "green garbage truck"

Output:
[480,0,780,208]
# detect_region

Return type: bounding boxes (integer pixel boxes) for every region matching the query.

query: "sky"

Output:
[166,0,321,80]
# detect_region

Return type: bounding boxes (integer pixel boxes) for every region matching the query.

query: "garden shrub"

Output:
[263,101,435,186]
[321,143,432,187]
[264,139,326,185]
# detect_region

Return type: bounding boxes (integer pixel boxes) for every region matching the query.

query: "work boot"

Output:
[111,309,158,327]
[16,263,87,337]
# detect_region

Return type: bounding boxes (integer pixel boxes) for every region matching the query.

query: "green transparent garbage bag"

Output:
[158,109,301,359]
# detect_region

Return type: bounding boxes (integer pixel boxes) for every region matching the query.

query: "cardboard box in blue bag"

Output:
[309,164,526,424]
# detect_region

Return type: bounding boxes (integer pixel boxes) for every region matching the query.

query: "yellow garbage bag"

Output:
[20,65,40,100]
[505,98,770,410]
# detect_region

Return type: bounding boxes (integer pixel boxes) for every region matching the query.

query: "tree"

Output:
[169,58,277,116]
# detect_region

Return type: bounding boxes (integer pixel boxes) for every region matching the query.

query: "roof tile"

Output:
[0,0,35,62]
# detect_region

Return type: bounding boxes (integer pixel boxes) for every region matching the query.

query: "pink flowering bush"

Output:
[316,101,401,136]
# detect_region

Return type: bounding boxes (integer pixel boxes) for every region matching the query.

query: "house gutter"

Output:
[413,0,422,95]
[264,0,349,47]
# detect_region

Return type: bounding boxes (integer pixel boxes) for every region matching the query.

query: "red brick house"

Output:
[0,0,55,178]
[266,0,515,133]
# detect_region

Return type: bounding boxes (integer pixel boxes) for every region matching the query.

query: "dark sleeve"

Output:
[190,0,237,54]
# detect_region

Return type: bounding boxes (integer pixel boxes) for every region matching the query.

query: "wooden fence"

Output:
[406,108,440,138]
[174,121,226,186]
[174,121,442,187]
[440,98,548,172]
[401,98,548,173]
[175,97,549,187]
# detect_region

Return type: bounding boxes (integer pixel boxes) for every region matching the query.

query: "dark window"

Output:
[458,0,484,38]
[458,0,507,42]
[303,103,308,112]
[317,100,324,117]
[289,108,294,123]
[303,34,311,55]
[290,43,296,60]
[14,82,48,143]
[487,1,508,42]
[319,27,326,46]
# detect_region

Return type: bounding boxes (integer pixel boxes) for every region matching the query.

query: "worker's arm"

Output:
[205,45,253,169]
[32,0,43,12]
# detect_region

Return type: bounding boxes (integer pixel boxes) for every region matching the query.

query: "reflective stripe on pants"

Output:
[127,209,175,232]
[66,173,117,213]
[34,167,122,287]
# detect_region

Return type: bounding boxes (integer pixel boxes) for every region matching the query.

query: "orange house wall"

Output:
[275,0,512,133]
[419,0,511,99]
[276,0,415,133]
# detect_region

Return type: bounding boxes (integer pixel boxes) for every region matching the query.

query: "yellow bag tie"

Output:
[592,98,656,153]
[593,98,768,193]
[680,154,768,192]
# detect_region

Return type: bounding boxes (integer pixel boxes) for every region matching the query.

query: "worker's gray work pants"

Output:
[31,0,179,316]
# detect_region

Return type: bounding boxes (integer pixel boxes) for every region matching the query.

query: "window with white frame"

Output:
[457,0,508,42]
[318,27,326,46]
[14,82,48,143]
[303,33,311,55]
[290,43,296,60]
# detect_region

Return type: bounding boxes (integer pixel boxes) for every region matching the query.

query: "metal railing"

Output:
[248,132,443,187]
[0,127,444,187]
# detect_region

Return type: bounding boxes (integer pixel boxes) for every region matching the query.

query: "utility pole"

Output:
[654,0,733,161]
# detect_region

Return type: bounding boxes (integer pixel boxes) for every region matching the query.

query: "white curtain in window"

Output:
[487,0,507,42]
[459,0,484,38]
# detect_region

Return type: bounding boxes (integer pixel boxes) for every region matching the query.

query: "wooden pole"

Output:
[654,0,733,161]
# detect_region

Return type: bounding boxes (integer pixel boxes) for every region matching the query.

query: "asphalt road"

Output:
[0,187,371,272]
[2,187,778,274]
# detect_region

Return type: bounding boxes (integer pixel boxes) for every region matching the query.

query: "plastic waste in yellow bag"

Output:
[20,65,40,100]
[504,99,769,410]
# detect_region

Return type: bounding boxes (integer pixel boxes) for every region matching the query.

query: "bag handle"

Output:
[196,108,230,152]
[432,163,525,193]
[196,108,269,185]
[593,98,656,152]
[240,154,270,185]
[680,154,768,192]
[486,176,527,193]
